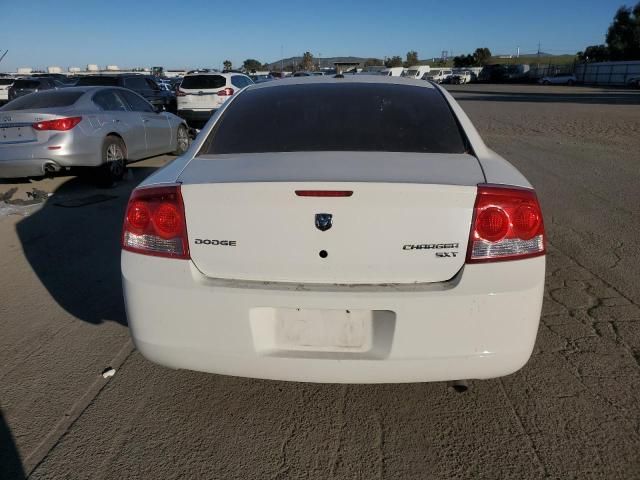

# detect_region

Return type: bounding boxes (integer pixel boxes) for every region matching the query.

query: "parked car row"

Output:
[74,75,177,113]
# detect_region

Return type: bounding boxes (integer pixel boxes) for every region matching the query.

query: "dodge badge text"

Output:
[194,239,237,246]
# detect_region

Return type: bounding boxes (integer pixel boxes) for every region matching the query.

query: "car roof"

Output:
[248,74,436,90]
[36,85,142,95]
[184,72,248,78]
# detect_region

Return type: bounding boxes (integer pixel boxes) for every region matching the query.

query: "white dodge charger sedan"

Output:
[121,76,545,383]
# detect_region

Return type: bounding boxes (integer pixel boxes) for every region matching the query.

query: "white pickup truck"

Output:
[425,69,453,83]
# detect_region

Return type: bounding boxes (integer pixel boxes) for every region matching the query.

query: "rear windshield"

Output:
[75,76,119,86]
[0,79,14,85]
[181,75,226,90]
[1,91,84,110]
[203,83,467,154]
[12,80,40,89]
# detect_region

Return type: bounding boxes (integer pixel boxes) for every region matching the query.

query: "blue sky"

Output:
[0,0,625,71]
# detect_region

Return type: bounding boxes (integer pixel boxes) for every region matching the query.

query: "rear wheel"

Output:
[97,136,126,186]
[173,125,190,155]
[542,80,550,85]
[567,79,575,86]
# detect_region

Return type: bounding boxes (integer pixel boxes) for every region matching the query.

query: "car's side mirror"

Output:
[153,104,164,113]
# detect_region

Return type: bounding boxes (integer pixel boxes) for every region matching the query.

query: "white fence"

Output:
[575,61,640,86]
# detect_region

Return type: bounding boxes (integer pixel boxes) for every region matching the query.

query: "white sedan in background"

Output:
[122,76,545,383]
[539,73,577,85]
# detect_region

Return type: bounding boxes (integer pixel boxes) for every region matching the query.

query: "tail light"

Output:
[466,185,545,263]
[176,89,188,97]
[217,87,234,96]
[32,116,82,131]
[122,185,190,259]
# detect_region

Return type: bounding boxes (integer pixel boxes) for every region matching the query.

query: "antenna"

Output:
[0,50,8,66]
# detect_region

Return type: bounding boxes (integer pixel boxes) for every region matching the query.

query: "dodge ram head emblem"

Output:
[315,213,333,231]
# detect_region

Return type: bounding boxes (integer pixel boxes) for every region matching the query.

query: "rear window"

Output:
[181,75,226,90]
[203,83,467,155]
[75,76,119,86]
[1,91,84,110]
[12,80,40,89]
[0,79,14,85]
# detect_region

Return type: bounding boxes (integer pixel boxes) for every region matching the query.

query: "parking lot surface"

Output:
[1,84,639,479]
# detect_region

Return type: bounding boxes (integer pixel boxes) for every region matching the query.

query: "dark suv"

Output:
[74,75,176,113]
[8,77,58,101]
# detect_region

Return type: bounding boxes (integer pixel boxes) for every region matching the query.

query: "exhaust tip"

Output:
[450,380,470,393]
[43,162,60,175]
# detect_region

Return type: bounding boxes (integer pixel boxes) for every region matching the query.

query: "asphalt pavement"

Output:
[1,84,639,479]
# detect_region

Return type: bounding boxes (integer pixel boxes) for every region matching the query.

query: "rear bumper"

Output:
[0,134,100,178]
[122,252,545,383]
[177,109,216,123]
[0,158,61,178]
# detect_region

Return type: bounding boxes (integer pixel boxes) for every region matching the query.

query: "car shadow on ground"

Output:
[14,167,158,326]
[447,87,640,105]
[0,410,24,480]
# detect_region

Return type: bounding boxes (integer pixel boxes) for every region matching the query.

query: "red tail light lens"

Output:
[217,87,234,96]
[33,116,82,131]
[476,207,509,242]
[122,185,189,259]
[466,185,545,263]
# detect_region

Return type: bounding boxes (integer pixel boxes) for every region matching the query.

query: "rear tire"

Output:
[96,136,126,186]
[542,80,550,85]
[567,79,575,86]
[173,125,190,155]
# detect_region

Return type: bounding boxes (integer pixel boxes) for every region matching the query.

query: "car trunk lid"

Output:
[0,111,72,145]
[179,152,483,284]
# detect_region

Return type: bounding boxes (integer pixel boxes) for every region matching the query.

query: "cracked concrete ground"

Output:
[1,84,639,479]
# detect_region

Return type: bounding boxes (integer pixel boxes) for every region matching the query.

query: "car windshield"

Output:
[405,70,418,76]
[203,83,467,155]
[75,76,119,86]
[1,90,84,110]
[181,75,226,90]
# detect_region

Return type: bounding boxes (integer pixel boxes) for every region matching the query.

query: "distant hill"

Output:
[265,56,371,70]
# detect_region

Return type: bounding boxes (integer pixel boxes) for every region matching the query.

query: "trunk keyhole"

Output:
[319,250,328,258]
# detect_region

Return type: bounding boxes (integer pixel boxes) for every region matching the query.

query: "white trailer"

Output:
[381,67,404,77]
[402,65,430,79]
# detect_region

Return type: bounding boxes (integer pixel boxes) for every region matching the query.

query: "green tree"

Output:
[453,54,475,68]
[577,44,610,62]
[364,58,384,67]
[242,59,263,72]
[385,56,403,68]
[606,3,640,60]
[473,48,492,66]
[301,52,315,71]
[223,59,232,71]
[405,50,419,67]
